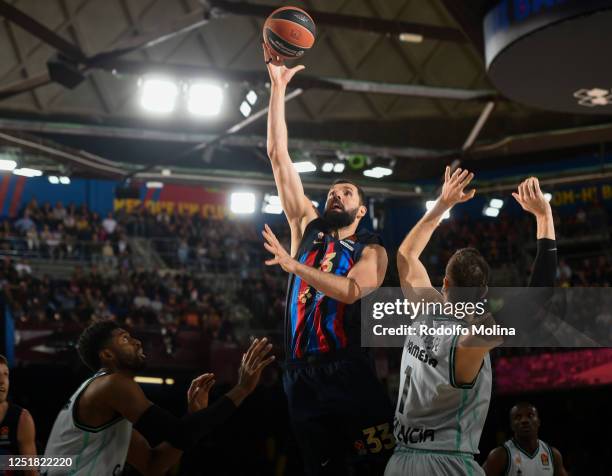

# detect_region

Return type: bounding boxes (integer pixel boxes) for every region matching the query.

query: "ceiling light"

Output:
[484,206,500,217]
[48,176,60,184]
[240,100,252,117]
[425,200,450,219]
[13,168,42,178]
[146,181,164,189]
[134,376,164,385]
[399,32,424,43]
[231,192,256,214]
[311,200,319,207]
[187,82,223,116]
[140,78,178,114]
[59,176,71,185]
[333,162,345,173]
[363,167,392,179]
[544,193,552,202]
[0,159,17,171]
[489,198,504,209]
[293,161,316,173]
[322,162,334,173]
[263,194,283,214]
[161,169,171,176]
[246,90,258,105]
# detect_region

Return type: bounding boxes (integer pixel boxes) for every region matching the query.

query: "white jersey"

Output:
[393,316,492,454]
[44,371,132,476]
[504,439,555,475]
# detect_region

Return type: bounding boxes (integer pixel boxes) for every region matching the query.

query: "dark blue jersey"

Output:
[285,218,383,360]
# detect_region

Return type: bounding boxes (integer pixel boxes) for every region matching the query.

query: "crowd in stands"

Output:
[0,197,609,358]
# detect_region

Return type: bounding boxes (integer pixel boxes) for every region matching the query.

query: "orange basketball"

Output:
[263,6,316,60]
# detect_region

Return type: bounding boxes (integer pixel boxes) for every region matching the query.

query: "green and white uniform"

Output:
[385,317,491,476]
[503,439,555,475]
[44,371,132,476]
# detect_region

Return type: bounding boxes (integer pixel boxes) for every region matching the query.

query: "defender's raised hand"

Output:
[187,373,215,413]
[438,166,476,209]
[236,337,275,395]
[263,43,305,87]
[512,177,551,218]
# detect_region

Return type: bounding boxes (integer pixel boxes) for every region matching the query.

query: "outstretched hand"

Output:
[438,166,476,209]
[236,337,275,395]
[512,177,551,218]
[187,373,215,413]
[263,43,305,87]
[262,224,297,273]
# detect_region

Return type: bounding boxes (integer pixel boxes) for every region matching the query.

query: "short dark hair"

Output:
[77,320,120,371]
[0,354,7,367]
[331,179,365,205]
[445,248,489,303]
[510,401,538,417]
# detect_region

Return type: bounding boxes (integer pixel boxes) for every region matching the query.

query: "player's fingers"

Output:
[264,224,280,244]
[250,343,273,368]
[450,167,463,182]
[290,65,305,74]
[242,338,259,364]
[444,165,451,182]
[528,177,537,200]
[265,259,279,266]
[264,243,277,255]
[533,177,542,195]
[253,355,276,373]
[459,172,474,188]
[246,338,269,369]
[456,169,469,184]
[518,181,526,202]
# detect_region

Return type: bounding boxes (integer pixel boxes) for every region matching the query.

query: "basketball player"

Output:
[385,170,558,476]
[262,44,394,475]
[483,402,568,476]
[0,354,37,476]
[43,320,274,475]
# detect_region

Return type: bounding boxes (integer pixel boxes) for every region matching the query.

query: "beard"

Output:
[117,351,146,372]
[322,206,359,229]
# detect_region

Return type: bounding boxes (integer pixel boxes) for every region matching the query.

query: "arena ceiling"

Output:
[0,0,611,192]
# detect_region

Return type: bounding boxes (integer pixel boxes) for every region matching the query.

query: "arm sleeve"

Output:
[133,396,236,450]
[528,238,557,287]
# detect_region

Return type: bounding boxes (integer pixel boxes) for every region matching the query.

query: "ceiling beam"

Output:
[105,59,498,101]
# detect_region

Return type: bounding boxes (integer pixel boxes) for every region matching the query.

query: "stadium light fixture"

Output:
[544,193,552,202]
[146,181,164,189]
[231,192,256,214]
[322,162,334,173]
[311,200,319,207]
[333,162,345,173]
[140,78,179,114]
[246,90,258,105]
[489,198,504,209]
[187,82,223,117]
[484,206,500,217]
[0,159,17,171]
[293,161,317,173]
[399,32,424,43]
[13,168,42,177]
[240,101,252,117]
[363,167,392,179]
[48,176,60,184]
[59,176,71,185]
[263,194,283,214]
[134,376,164,385]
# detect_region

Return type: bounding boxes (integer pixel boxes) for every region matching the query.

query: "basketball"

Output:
[263,6,316,60]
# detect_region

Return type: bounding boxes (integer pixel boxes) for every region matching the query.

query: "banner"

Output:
[114,183,228,219]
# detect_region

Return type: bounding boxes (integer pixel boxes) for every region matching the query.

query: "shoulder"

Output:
[88,372,139,399]
[360,244,387,260]
[356,228,383,246]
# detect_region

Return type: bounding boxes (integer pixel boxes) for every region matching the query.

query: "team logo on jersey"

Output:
[320,252,336,273]
[299,287,313,304]
[541,453,550,466]
[0,426,8,440]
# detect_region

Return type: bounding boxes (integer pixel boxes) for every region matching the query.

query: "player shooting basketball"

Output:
[261,44,394,475]
[385,169,558,476]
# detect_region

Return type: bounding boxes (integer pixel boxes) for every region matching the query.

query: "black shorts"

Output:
[283,353,395,476]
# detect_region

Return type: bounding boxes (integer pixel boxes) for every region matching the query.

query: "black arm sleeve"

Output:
[133,395,236,450]
[528,238,557,287]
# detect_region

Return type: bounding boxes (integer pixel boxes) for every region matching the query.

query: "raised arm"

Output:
[397,166,475,302]
[512,177,557,286]
[264,45,317,248]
